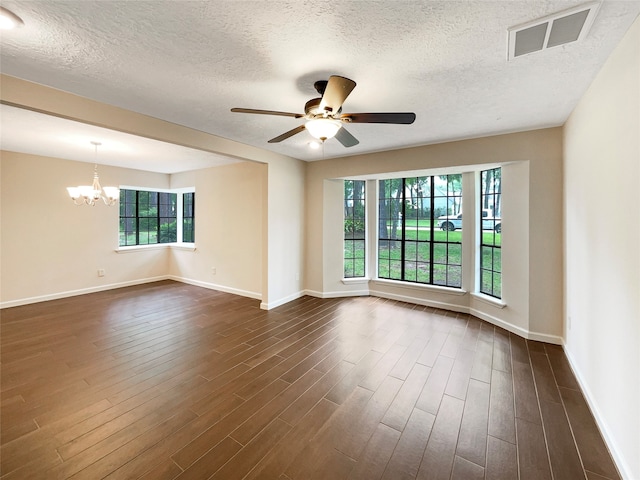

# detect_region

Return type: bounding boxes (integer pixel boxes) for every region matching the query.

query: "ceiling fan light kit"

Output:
[0,6,24,29]
[231,75,416,148]
[305,118,342,141]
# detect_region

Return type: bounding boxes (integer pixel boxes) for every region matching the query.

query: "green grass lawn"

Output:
[403,219,433,228]
[344,230,502,295]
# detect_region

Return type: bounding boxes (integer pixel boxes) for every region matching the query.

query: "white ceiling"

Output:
[1,1,639,171]
[0,105,240,173]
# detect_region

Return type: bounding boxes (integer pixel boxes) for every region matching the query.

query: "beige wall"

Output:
[305,128,563,342]
[0,151,170,305]
[169,161,265,299]
[0,76,307,311]
[0,152,268,306]
[563,16,640,480]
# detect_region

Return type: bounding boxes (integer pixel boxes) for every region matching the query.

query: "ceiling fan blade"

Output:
[231,108,303,118]
[341,112,416,124]
[335,126,359,147]
[319,76,356,114]
[268,125,306,143]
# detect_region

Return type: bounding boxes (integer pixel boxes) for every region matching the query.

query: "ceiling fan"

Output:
[231,75,416,147]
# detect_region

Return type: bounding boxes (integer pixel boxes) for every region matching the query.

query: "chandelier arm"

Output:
[100,195,116,206]
[67,141,119,207]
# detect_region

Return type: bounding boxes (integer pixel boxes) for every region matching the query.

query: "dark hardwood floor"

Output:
[0,280,620,479]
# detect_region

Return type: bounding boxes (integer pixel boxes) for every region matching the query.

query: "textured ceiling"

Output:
[1,0,639,168]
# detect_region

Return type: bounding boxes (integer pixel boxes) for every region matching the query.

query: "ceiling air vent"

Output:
[508,2,600,60]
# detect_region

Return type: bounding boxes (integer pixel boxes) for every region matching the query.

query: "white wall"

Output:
[262,157,306,309]
[563,16,640,480]
[305,128,563,343]
[0,152,170,306]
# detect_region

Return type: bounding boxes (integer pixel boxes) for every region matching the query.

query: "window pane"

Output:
[481,246,493,270]
[183,218,194,243]
[138,191,150,216]
[493,272,502,297]
[344,259,354,278]
[354,259,365,277]
[404,261,417,282]
[405,241,417,261]
[159,218,177,243]
[448,244,462,266]
[389,261,402,280]
[405,223,418,241]
[158,192,176,217]
[119,218,126,246]
[417,264,430,283]
[482,269,493,293]
[433,243,447,264]
[344,239,355,258]
[433,264,447,285]
[493,249,502,273]
[447,266,462,288]
[418,242,430,262]
[378,258,390,278]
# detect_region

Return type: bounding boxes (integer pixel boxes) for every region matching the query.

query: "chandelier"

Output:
[67,142,119,206]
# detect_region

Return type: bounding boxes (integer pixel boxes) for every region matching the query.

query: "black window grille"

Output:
[119,189,179,246]
[377,175,462,287]
[479,167,502,298]
[183,192,195,243]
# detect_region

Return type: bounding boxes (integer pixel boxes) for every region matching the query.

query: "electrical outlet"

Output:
[211,267,216,275]
[98,269,105,277]
[568,315,572,330]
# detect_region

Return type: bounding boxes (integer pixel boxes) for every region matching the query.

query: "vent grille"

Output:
[508,3,600,60]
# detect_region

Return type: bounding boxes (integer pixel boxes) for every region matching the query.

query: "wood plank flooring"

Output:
[0,280,620,479]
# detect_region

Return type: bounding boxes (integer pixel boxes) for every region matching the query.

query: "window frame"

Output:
[479,167,502,298]
[343,180,366,279]
[182,192,195,244]
[376,175,463,288]
[118,186,195,248]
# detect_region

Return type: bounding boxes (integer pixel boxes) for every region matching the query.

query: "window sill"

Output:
[471,292,506,309]
[370,278,467,296]
[170,243,196,252]
[342,277,370,285]
[116,243,196,253]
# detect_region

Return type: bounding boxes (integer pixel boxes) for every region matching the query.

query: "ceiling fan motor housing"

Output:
[305,98,322,116]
